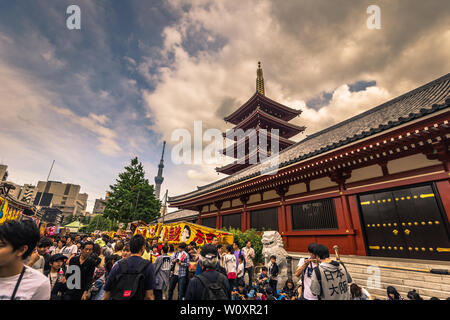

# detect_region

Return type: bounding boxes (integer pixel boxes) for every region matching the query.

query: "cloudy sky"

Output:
[0,0,449,212]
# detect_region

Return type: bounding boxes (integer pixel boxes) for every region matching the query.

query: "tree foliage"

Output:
[223,227,263,264]
[80,215,117,233]
[103,157,161,224]
[63,214,76,225]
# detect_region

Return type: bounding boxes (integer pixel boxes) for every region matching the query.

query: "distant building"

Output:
[41,207,64,224]
[93,198,107,215]
[33,181,88,218]
[3,181,22,200]
[19,184,36,204]
[0,164,8,181]
[155,209,199,224]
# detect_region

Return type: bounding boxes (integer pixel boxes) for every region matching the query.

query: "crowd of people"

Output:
[0,219,447,301]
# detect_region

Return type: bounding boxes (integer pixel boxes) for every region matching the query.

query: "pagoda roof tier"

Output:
[227,107,306,139]
[222,129,295,158]
[216,148,270,175]
[224,92,302,125]
[169,73,450,205]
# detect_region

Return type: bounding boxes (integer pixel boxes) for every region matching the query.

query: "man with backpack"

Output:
[153,245,171,300]
[185,244,231,300]
[102,234,155,300]
[310,244,352,300]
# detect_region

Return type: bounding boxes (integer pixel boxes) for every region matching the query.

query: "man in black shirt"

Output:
[185,244,231,300]
[63,241,96,300]
[102,234,155,300]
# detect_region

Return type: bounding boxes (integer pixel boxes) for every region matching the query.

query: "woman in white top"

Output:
[350,283,372,300]
[224,245,237,289]
[62,237,78,259]
[53,239,65,255]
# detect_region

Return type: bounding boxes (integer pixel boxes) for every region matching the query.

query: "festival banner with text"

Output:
[134,222,234,246]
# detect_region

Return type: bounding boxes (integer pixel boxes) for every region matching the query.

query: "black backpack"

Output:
[110,259,150,300]
[196,273,230,300]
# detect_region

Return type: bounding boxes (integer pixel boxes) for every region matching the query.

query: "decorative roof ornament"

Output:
[256,61,265,96]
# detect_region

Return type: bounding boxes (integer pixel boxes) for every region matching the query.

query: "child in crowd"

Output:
[236,255,245,284]
[151,245,160,263]
[279,279,297,300]
[387,286,404,300]
[268,255,279,298]
[231,280,248,300]
[257,266,270,294]
[264,286,277,300]
[44,254,67,300]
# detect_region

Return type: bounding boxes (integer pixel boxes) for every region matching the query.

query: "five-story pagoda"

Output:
[216,62,306,175]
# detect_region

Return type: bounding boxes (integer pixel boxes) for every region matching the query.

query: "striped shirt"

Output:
[171,251,190,278]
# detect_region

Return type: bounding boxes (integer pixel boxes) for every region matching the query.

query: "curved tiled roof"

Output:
[169,73,450,203]
[230,107,306,138]
[224,92,302,124]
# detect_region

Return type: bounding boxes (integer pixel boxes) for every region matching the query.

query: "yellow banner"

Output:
[157,222,234,247]
[0,197,22,225]
[133,222,234,246]
[39,222,47,237]
[134,223,161,239]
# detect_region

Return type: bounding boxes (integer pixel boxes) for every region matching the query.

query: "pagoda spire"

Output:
[256,61,265,95]
[154,141,166,200]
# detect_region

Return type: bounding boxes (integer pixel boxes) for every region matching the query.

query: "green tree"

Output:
[63,214,76,225]
[80,215,118,233]
[103,157,161,224]
[224,227,264,265]
[80,215,90,224]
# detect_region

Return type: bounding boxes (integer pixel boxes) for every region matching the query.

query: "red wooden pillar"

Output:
[347,195,367,256]
[286,205,293,232]
[218,214,222,229]
[330,170,357,255]
[196,205,203,225]
[275,185,289,235]
[435,179,450,222]
[214,201,223,230]
[424,143,450,222]
[240,195,249,232]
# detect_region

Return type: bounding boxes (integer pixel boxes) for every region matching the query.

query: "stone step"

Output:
[343,265,450,285]
[288,252,450,271]
[349,269,450,294]
[350,272,450,291]
[351,276,449,299]
[355,285,436,300]
[342,260,450,273]
[290,257,450,274]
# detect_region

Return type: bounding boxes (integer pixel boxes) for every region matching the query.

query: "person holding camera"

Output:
[44,253,67,300]
[167,242,189,300]
[295,243,319,300]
